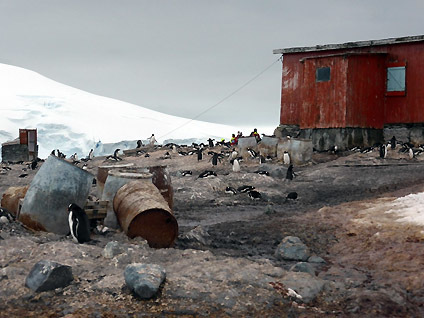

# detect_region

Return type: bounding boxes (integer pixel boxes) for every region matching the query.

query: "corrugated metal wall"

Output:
[279,42,424,128]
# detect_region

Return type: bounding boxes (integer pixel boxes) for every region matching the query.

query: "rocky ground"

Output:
[1,145,424,317]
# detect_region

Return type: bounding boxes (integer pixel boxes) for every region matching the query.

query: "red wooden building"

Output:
[273,35,424,150]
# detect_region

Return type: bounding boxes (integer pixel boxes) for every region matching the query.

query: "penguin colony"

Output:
[6,134,424,245]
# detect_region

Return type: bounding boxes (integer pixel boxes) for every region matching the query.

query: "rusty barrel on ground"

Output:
[1,186,29,217]
[101,170,153,229]
[97,163,134,197]
[116,165,173,210]
[148,166,174,210]
[113,180,178,248]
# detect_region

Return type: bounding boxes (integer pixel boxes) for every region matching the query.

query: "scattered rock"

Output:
[275,236,311,261]
[280,272,326,303]
[308,255,326,263]
[25,260,73,292]
[289,262,316,276]
[103,241,124,259]
[0,216,9,224]
[124,263,166,299]
[181,225,210,245]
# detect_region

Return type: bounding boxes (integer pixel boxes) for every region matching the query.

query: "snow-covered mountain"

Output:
[0,63,241,159]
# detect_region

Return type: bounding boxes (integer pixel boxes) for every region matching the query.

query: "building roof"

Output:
[273,35,424,55]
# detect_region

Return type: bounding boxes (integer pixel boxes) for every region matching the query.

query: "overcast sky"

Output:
[0,0,423,128]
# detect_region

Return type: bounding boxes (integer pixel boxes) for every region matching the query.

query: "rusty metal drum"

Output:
[113,180,178,248]
[1,186,29,217]
[97,163,134,197]
[101,170,152,229]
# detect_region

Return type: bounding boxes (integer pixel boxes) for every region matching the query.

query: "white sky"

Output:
[0,0,423,127]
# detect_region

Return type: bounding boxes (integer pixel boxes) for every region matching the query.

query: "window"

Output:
[387,63,406,96]
[316,67,330,82]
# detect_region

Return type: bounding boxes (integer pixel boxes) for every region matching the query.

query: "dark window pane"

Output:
[316,67,330,82]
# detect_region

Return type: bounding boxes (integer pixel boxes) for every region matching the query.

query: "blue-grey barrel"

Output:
[19,155,94,234]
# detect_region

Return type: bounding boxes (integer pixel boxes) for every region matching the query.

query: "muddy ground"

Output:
[1,145,424,317]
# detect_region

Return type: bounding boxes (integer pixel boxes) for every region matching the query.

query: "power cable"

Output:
[158,56,283,140]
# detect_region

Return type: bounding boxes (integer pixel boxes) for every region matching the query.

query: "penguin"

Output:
[409,148,414,160]
[232,159,240,172]
[197,148,203,161]
[51,149,56,156]
[207,138,215,148]
[379,144,387,159]
[19,173,28,178]
[198,170,217,178]
[181,170,192,176]
[136,140,143,148]
[107,149,122,161]
[237,185,255,193]
[331,145,338,154]
[248,190,262,200]
[259,155,266,164]
[283,151,290,165]
[390,136,397,150]
[230,149,238,160]
[88,149,94,160]
[254,170,270,176]
[225,186,237,195]
[163,152,171,159]
[247,148,257,158]
[172,145,178,154]
[0,207,15,222]
[285,192,298,202]
[30,160,38,170]
[67,203,91,244]
[144,153,150,158]
[211,153,222,166]
[360,147,373,154]
[286,164,295,180]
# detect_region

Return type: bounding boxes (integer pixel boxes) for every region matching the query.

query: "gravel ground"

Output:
[1,145,424,317]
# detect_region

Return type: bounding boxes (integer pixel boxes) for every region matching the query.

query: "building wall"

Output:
[1,144,29,163]
[300,55,348,128]
[346,54,386,128]
[280,41,424,128]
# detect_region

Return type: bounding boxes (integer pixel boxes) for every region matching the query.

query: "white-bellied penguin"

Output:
[68,203,91,244]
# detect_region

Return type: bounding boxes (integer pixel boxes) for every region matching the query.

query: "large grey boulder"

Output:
[275,236,310,261]
[124,263,166,299]
[25,260,73,292]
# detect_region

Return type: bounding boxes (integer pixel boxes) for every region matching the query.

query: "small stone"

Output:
[289,262,316,276]
[308,255,326,263]
[275,236,311,261]
[124,263,166,299]
[0,216,9,224]
[281,272,326,303]
[103,241,124,259]
[25,260,73,292]
[182,226,210,245]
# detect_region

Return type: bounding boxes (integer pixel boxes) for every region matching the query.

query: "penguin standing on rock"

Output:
[232,159,240,172]
[390,136,397,150]
[286,164,296,180]
[283,151,290,165]
[197,148,203,161]
[68,203,91,244]
[379,144,387,159]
